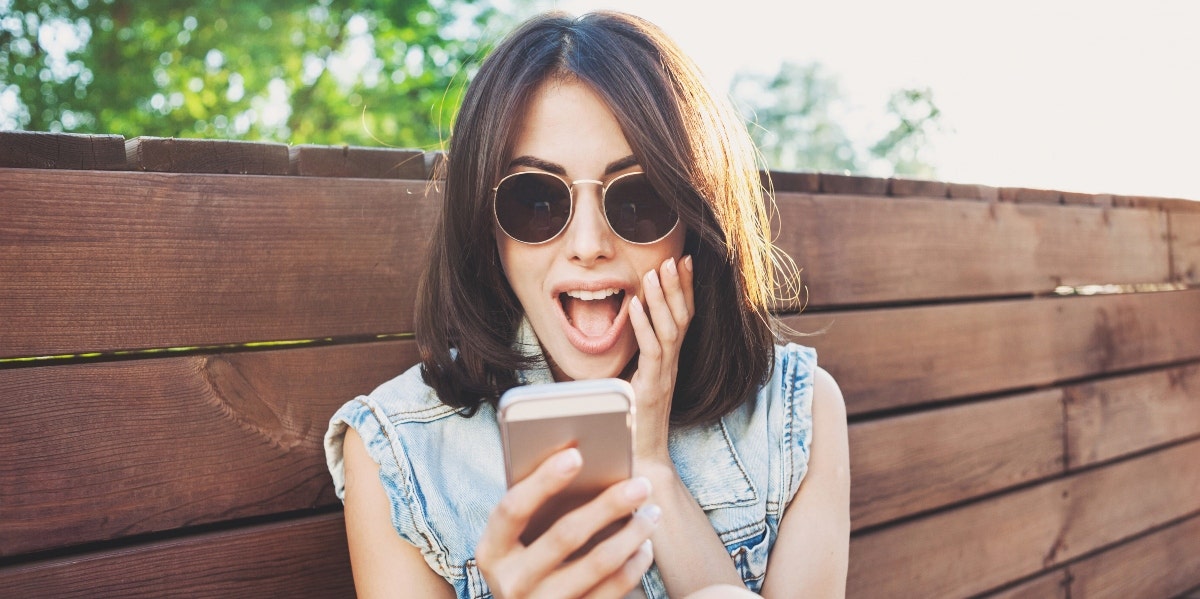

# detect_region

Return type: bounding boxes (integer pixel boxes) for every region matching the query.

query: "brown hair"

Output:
[415,11,786,425]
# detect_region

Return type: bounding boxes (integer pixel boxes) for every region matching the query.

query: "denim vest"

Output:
[325,323,816,598]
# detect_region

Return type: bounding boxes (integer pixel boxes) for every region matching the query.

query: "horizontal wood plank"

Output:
[0,168,437,357]
[1068,514,1200,599]
[1066,362,1200,468]
[788,289,1200,415]
[0,131,127,170]
[983,570,1069,599]
[847,439,1200,598]
[849,390,1064,530]
[288,144,426,179]
[1172,211,1200,284]
[125,137,289,175]
[0,513,353,598]
[775,192,1171,307]
[0,341,415,556]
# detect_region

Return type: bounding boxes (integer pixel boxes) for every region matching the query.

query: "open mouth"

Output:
[559,288,626,336]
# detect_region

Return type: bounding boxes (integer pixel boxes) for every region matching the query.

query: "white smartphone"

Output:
[498,378,635,553]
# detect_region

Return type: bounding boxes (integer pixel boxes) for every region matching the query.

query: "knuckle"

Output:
[493,494,531,523]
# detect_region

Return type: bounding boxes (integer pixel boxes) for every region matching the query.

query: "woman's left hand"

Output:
[627,254,694,466]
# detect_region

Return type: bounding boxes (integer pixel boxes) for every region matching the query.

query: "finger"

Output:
[628,295,662,366]
[477,447,582,560]
[522,476,652,575]
[658,257,692,330]
[641,267,680,346]
[680,254,695,318]
[546,502,659,598]
[581,539,654,599]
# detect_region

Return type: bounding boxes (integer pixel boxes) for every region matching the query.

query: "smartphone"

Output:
[498,378,635,555]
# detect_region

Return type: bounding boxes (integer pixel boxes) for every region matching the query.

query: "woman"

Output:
[325,10,849,599]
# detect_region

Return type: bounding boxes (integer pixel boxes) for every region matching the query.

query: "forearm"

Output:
[638,460,745,596]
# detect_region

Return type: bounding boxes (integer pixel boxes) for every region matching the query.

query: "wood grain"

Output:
[288,144,426,179]
[1065,362,1200,468]
[0,168,438,358]
[983,570,1069,599]
[0,513,354,598]
[1171,211,1200,284]
[1068,514,1200,599]
[847,439,1200,597]
[849,390,1064,530]
[786,289,1200,415]
[125,137,289,175]
[0,341,416,556]
[0,131,127,170]
[774,192,1171,307]
[886,177,946,198]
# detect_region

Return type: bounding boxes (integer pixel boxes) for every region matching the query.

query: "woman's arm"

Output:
[342,427,456,599]
[759,366,851,598]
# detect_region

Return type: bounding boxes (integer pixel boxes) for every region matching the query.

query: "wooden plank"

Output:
[983,570,1069,599]
[0,131,127,170]
[946,181,1000,201]
[288,144,426,179]
[775,192,1170,307]
[819,173,888,195]
[1068,514,1200,599]
[0,168,437,357]
[1066,363,1200,468]
[1172,210,1200,284]
[0,341,415,556]
[886,177,946,198]
[125,137,289,175]
[999,186,1062,204]
[787,289,1200,415]
[847,439,1200,597]
[849,390,1064,530]
[0,513,353,598]
[764,170,820,193]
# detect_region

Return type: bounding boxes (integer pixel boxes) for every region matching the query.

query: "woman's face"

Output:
[496,78,686,381]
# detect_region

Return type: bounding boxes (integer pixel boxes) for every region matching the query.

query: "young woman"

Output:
[325,11,849,599]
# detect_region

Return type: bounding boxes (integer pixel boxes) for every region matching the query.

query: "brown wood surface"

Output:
[0,168,437,358]
[289,144,426,179]
[946,181,1000,201]
[849,389,1064,530]
[1172,211,1200,284]
[0,131,127,170]
[774,191,1171,307]
[125,137,289,175]
[0,340,415,556]
[847,439,1200,597]
[787,289,1200,415]
[999,186,1062,204]
[886,177,946,198]
[819,173,888,195]
[0,512,353,598]
[1066,362,1200,468]
[1068,514,1200,599]
[983,570,1069,599]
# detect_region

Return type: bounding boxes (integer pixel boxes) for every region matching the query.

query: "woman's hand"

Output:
[628,255,695,465]
[476,447,660,599]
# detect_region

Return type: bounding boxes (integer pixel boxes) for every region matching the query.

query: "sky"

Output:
[535,0,1200,200]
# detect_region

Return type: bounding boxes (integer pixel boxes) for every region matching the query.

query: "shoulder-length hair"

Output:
[416,10,787,426]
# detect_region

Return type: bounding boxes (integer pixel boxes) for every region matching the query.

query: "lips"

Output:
[553,281,632,355]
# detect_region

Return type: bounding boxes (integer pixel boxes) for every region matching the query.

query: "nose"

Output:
[564,182,615,265]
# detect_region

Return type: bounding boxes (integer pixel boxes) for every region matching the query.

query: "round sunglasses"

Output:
[492,171,680,245]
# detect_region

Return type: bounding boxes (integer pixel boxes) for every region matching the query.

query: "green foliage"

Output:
[730,61,943,178]
[0,0,494,147]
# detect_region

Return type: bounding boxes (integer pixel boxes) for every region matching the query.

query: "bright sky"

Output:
[541,0,1200,200]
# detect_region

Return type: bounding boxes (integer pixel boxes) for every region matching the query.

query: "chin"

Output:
[550,341,636,382]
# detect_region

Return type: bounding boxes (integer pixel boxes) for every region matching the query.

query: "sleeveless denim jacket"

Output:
[325,323,816,598]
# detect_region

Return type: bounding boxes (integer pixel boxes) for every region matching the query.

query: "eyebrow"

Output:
[507,154,639,177]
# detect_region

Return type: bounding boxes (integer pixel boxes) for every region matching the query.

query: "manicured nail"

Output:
[556,448,582,474]
[624,477,651,501]
[630,295,642,312]
[638,503,662,524]
[640,539,653,556]
[664,257,677,276]
[645,269,660,288]
[683,255,693,273]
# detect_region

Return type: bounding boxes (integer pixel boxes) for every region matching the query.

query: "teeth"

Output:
[565,288,620,301]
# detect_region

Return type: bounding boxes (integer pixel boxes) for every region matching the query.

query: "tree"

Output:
[0,0,494,148]
[730,61,943,178]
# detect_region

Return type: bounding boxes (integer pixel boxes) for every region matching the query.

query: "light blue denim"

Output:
[325,322,816,598]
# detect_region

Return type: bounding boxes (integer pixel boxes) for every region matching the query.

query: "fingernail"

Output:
[664,257,677,275]
[630,295,642,311]
[646,269,660,288]
[683,255,693,272]
[624,476,651,501]
[556,448,582,474]
[640,539,653,556]
[638,503,662,524]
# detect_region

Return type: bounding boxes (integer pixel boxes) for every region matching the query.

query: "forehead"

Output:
[508,78,635,177]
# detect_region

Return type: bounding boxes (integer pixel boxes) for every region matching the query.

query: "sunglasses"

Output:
[492,171,680,245]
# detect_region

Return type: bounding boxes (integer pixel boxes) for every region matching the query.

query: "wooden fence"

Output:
[1,131,1198,597]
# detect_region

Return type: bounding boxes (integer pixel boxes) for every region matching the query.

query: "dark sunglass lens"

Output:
[495,173,571,243]
[604,174,678,243]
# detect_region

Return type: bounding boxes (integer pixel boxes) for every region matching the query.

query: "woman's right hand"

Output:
[476,447,660,598]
